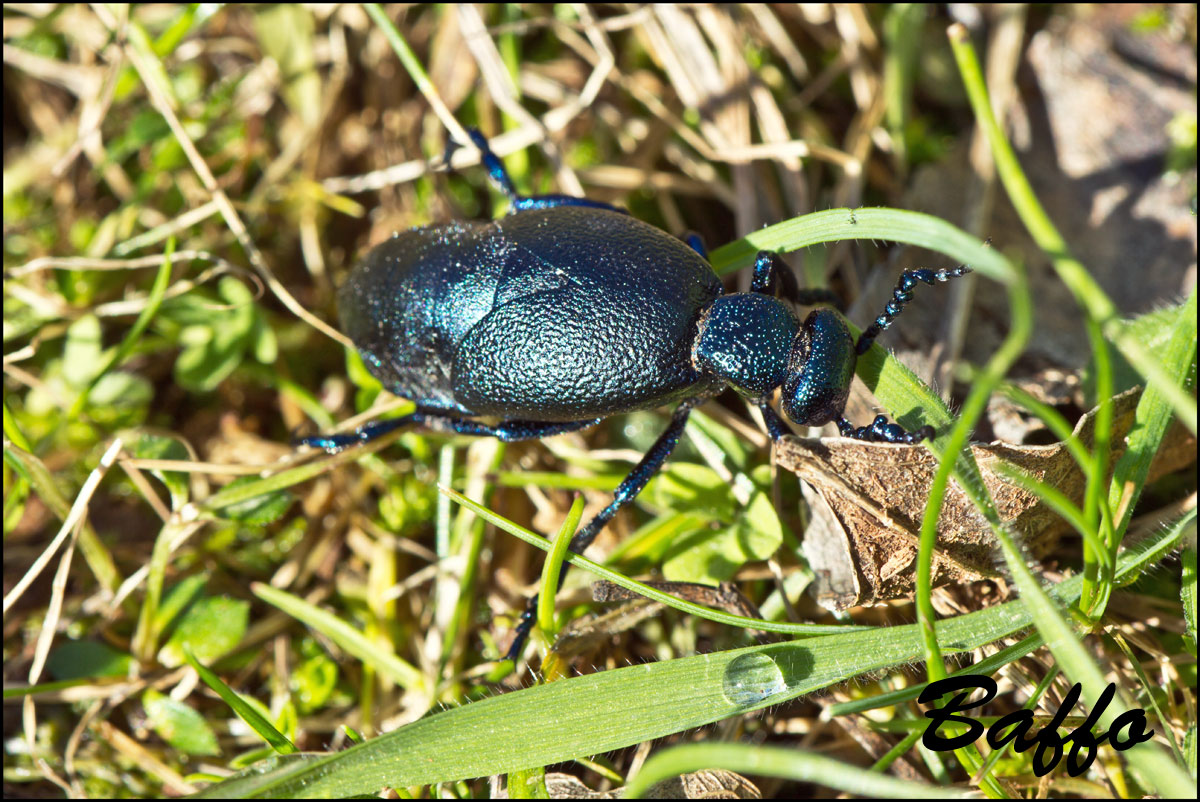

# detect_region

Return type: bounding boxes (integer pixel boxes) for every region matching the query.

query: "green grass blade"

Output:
[251,584,426,694]
[192,521,1186,798]
[184,647,297,755]
[537,495,585,640]
[1107,290,1196,540]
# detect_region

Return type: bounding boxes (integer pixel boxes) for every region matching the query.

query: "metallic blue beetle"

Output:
[304,130,969,658]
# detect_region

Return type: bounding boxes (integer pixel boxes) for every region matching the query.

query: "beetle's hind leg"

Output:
[506,398,702,662]
[297,411,601,453]
[464,128,625,215]
[295,414,418,452]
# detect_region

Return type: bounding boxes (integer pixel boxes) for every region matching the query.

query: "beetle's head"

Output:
[779,308,856,426]
[695,296,856,427]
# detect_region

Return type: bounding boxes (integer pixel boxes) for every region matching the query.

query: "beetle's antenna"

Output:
[855,263,973,355]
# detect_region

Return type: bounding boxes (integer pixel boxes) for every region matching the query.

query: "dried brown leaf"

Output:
[541,769,761,799]
[781,386,1196,610]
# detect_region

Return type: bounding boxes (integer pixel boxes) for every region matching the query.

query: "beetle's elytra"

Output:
[338,208,724,422]
[304,129,971,660]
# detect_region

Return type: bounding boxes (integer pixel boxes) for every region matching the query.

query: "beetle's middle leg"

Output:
[567,398,699,555]
[465,128,625,215]
[506,397,701,661]
[755,401,793,441]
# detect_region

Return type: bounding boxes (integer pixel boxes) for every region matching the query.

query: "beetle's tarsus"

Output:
[837,415,934,444]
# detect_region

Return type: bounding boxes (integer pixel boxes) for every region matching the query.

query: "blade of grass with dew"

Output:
[191,520,1186,798]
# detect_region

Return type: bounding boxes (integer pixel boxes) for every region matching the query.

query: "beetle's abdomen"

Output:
[452,208,724,420]
[337,221,505,413]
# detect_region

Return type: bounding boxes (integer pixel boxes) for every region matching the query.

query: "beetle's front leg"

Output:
[506,398,701,662]
[837,415,934,445]
[751,251,843,308]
